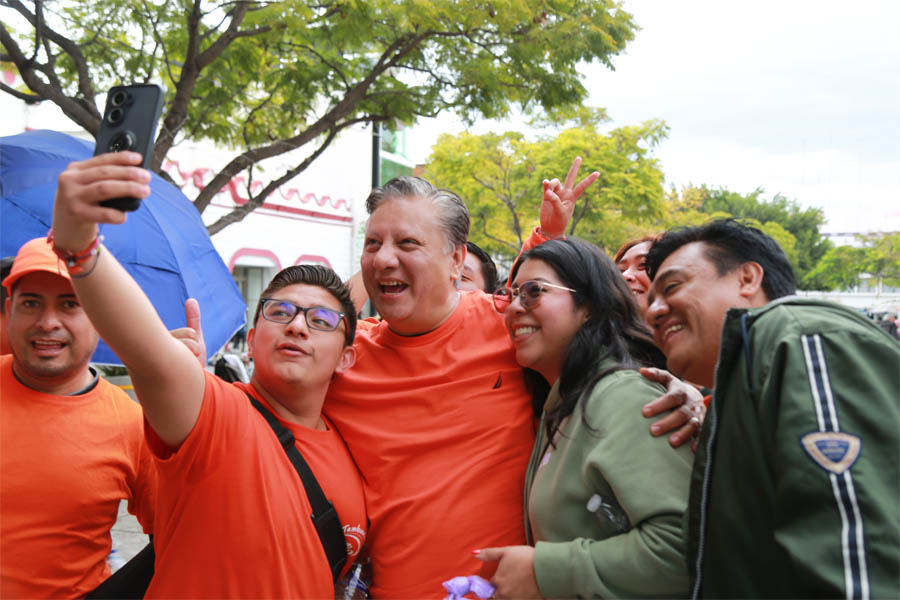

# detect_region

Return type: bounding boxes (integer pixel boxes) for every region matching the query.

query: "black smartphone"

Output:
[94,84,164,211]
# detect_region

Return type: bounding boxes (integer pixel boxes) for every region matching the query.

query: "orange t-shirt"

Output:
[0,354,157,598]
[325,291,535,599]
[145,372,367,599]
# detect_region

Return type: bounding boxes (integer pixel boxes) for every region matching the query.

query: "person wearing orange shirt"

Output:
[0,237,157,598]
[324,160,601,598]
[49,151,366,598]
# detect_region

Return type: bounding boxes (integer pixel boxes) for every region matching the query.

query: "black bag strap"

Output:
[85,539,155,599]
[245,392,348,581]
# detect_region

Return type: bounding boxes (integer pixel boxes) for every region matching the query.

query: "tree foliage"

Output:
[805,244,867,291]
[660,185,831,290]
[808,232,900,291]
[424,117,668,259]
[0,0,637,234]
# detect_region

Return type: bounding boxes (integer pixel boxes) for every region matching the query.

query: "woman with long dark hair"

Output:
[476,238,693,599]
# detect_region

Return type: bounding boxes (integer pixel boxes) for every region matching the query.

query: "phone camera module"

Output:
[107,107,125,126]
[110,90,131,107]
[108,131,136,153]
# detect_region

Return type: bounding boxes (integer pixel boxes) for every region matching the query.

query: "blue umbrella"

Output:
[1,129,246,365]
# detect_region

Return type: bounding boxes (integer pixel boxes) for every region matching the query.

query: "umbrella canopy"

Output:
[1,129,246,365]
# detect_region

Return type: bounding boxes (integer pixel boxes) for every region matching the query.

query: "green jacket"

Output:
[525,365,694,598]
[688,297,900,599]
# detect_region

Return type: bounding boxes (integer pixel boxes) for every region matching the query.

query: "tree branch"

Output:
[0,81,40,102]
[472,171,524,243]
[479,213,519,253]
[205,124,343,235]
[193,30,435,212]
[0,22,101,133]
[569,195,590,236]
[5,0,98,112]
[154,0,253,167]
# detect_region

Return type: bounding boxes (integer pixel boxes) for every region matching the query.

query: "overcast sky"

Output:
[410,0,900,234]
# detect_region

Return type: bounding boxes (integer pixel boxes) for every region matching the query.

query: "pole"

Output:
[371,121,381,189]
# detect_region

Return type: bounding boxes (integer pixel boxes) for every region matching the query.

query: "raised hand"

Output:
[539,156,600,239]
[169,298,207,366]
[51,152,151,252]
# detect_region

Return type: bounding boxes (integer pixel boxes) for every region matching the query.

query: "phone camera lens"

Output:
[108,131,136,153]
[110,90,130,107]
[108,107,124,126]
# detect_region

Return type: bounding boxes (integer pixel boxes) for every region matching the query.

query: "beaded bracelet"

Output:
[46,230,105,276]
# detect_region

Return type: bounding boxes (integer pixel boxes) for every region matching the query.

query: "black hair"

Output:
[253,265,357,346]
[0,256,13,314]
[645,218,796,300]
[465,241,499,293]
[509,238,666,442]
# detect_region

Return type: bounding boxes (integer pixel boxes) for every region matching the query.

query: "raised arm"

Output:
[51,151,205,447]
[511,157,600,282]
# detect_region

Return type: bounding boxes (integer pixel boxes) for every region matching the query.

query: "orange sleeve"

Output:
[126,437,158,534]
[508,226,558,285]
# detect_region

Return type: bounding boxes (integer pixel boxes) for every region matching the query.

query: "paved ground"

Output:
[110,500,150,568]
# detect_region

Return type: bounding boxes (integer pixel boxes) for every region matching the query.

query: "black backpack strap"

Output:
[245,392,348,581]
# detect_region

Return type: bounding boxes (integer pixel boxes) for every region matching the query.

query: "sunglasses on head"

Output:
[492,280,576,313]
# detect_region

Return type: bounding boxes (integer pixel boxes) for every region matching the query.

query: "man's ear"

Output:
[737,262,766,303]
[449,243,466,282]
[334,345,356,375]
[246,327,255,359]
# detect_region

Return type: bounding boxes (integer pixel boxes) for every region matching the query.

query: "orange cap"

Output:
[1,237,71,294]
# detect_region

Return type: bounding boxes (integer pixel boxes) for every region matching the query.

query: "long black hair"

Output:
[510,238,665,442]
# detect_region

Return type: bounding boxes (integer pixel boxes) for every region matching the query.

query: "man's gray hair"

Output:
[365,176,469,252]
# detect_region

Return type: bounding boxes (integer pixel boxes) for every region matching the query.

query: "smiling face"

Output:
[503,258,588,384]
[361,195,464,335]
[616,241,652,314]
[646,242,757,387]
[7,271,99,393]
[460,252,487,292]
[248,283,354,394]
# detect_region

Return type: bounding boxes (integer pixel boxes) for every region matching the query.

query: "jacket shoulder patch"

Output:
[800,431,861,474]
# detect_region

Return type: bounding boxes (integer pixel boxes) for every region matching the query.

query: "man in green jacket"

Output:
[644,219,899,599]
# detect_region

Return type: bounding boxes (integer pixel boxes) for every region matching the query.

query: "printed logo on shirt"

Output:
[800,431,861,475]
[344,523,365,558]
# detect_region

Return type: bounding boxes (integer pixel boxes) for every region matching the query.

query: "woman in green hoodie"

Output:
[477,238,693,599]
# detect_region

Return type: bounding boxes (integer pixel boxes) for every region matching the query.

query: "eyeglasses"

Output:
[492,280,576,313]
[259,298,346,333]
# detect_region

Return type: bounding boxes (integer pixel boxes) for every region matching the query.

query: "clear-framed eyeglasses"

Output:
[492,280,576,313]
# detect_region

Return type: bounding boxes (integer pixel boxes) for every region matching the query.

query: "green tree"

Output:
[661,185,831,289]
[805,244,868,291]
[806,233,900,292]
[859,232,900,288]
[698,187,832,289]
[0,0,637,234]
[424,118,668,259]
